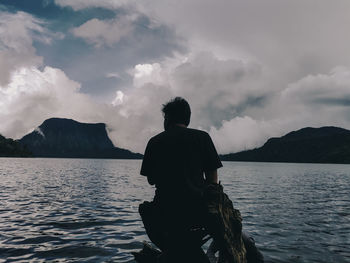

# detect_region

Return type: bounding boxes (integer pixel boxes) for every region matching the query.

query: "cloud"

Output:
[169,52,270,130]
[147,0,350,76]
[111,90,124,106]
[0,9,170,153]
[71,16,135,47]
[209,66,350,154]
[4,3,350,155]
[107,54,350,154]
[6,46,350,155]
[55,0,135,11]
[56,0,350,82]
[0,9,167,153]
[0,62,162,154]
[0,11,107,141]
[41,5,184,99]
[4,49,347,155]
[282,67,350,106]
[106,72,121,79]
[0,11,45,86]
[132,63,164,88]
[0,10,64,86]
[103,51,273,152]
[3,28,350,154]
[209,116,281,154]
[0,66,100,138]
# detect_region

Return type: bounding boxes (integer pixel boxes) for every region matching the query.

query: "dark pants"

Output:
[139,201,210,263]
[139,201,264,263]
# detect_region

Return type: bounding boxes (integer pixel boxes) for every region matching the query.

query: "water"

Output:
[0,159,349,262]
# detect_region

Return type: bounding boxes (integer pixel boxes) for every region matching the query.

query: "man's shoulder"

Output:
[147,131,167,144]
[186,128,212,140]
[147,128,210,145]
[186,127,209,136]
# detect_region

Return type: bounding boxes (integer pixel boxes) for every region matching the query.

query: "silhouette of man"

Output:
[140,97,222,262]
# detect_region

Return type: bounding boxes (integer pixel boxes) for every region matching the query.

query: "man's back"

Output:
[141,126,222,227]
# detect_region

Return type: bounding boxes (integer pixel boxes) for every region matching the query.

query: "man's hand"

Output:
[147,176,155,185]
[205,170,218,184]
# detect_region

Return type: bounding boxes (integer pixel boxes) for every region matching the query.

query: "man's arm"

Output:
[205,169,218,184]
[140,139,156,185]
[202,132,222,184]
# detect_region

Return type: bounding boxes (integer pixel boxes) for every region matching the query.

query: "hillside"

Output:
[19,118,142,159]
[0,134,31,157]
[221,126,350,164]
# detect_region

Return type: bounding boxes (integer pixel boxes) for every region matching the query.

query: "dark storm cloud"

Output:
[314,98,350,107]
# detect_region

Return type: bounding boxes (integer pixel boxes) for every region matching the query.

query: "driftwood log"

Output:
[135,183,264,263]
[132,240,214,263]
[133,232,264,263]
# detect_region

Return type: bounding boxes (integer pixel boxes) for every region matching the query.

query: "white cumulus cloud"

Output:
[133,63,164,88]
[71,16,135,47]
[0,11,45,86]
[112,90,125,106]
[0,66,100,138]
[108,55,350,154]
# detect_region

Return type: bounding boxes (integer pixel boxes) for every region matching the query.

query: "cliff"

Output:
[19,118,142,159]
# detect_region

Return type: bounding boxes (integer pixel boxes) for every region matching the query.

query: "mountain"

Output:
[0,134,31,157]
[19,118,142,159]
[221,126,350,164]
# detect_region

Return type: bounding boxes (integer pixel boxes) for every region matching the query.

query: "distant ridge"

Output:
[0,134,31,157]
[221,126,350,164]
[19,118,142,159]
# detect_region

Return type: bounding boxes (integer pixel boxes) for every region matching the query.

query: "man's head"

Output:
[162,97,191,129]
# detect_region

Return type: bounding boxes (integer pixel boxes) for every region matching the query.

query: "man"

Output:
[140,97,222,262]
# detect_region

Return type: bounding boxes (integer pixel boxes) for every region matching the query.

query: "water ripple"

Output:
[0,159,349,262]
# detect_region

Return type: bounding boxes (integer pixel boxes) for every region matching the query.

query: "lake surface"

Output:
[0,158,349,262]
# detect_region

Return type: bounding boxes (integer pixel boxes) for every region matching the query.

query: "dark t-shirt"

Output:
[140,126,222,220]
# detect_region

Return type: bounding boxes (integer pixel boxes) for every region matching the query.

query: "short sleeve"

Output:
[140,139,153,177]
[202,133,223,171]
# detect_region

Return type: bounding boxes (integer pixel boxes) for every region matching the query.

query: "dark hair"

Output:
[162,97,191,126]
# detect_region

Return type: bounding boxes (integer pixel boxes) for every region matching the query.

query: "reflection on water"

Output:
[0,158,349,262]
[0,159,151,263]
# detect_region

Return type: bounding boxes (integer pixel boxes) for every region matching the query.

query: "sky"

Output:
[1,0,350,154]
